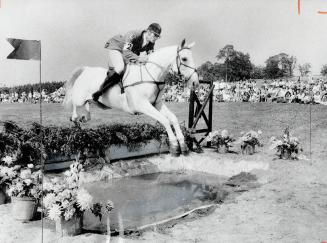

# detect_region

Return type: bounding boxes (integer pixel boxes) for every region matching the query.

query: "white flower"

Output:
[13,165,21,170]
[24,178,33,186]
[276,140,283,146]
[20,169,32,179]
[257,130,262,135]
[64,207,76,221]
[270,136,276,142]
[42,180,53,191]
[51,177,60,184]
[27,164,34,169]
[7,187,14,196]
[105,200,114,212]
[47,204,62,221]
[15,182,24,192]
[63,170,72,177]
[43,193,56,208]
[30,188,38,197]
[53,184,64,193]
[31,170,42,181]
[5,167,17,179]
[76,188,93,211]
[2,156,13,165]
[61,189,71,200]
[250,131,259,138]
[61,199,70,209]
[221,129,229,138]
[205,131,219,142]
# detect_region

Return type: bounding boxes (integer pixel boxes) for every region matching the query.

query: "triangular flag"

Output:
[7,38,40,60]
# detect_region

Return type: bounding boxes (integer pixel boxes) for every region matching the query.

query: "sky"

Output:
[0,0,327,86]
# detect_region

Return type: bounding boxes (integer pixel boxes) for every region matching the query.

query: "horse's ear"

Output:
[180,39,186,48]
[187,42,195,48]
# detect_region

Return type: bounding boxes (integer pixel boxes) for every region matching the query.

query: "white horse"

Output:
[63,39,199,155]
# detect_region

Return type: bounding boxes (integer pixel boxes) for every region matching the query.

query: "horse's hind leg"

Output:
[84,101,91,121]
[71,104,79,122]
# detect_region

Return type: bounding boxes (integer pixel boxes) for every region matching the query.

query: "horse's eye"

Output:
[182,57,188,62]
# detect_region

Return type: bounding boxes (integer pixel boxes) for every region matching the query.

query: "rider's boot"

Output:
[92,72,122,102]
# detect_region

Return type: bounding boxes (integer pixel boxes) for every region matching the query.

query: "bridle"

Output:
[176,46,198,83]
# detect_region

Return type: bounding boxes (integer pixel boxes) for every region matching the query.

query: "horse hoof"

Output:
[80,116,87,123]
[180,143,189,156]
[169,142,180,157]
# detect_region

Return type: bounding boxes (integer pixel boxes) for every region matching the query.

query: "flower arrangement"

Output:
[270,128,302,159]
[0,156,18,188]
[1,154,42,199]
[237,130,263,155]
[206,130,235,152]
[43,161,113,222]
[6,162,42,199]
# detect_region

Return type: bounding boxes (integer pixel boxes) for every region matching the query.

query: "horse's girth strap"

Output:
[123,81,165,89]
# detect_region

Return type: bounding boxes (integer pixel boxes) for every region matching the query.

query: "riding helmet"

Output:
[148,23,161,36]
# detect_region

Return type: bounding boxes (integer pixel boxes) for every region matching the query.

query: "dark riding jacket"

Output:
[105,30,154,63]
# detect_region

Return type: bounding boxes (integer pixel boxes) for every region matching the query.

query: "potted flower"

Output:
[43,161,113,236]
[7,163,42,222]
[206,130,235,153]
[0,155,18,204]
[270,128,302,159]
[237,130,263,155]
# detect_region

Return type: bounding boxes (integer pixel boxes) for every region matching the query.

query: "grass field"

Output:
[1,101,327,155]
[1,102,327,242]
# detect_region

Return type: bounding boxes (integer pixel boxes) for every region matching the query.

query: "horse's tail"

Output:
[62,67,85,109]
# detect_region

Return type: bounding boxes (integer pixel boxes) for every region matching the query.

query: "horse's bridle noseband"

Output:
[176,47,198,82]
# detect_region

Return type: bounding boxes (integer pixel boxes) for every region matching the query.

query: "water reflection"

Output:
[83,171,228,233]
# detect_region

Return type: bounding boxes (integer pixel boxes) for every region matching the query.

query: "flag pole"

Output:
[38,40,44,243]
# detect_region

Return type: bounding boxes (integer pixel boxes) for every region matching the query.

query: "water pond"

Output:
[82,171,229,233]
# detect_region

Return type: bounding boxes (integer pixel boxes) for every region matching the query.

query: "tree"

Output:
[321,64,327,76]
[251,65,265,79]
[280,54,297,77]
[264,53,297,78]
[216,45,253,81]
[298,63,312,77]
[197,61,225,82]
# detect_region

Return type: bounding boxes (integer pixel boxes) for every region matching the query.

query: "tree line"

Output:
[198,44,327,82]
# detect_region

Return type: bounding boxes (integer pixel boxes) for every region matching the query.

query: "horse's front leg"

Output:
[155,102,188,155]
[135,101,180,156]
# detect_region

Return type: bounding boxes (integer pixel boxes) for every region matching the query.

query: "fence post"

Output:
[188,87,195,129]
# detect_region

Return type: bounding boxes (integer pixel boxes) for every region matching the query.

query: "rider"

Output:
[92,23,162,102]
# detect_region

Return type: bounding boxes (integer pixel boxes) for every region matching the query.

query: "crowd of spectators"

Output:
[162,77,327,105]
[0,87,65,103]
[1,77,327,105]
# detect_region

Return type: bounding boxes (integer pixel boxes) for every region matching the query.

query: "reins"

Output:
[122,47,197,104]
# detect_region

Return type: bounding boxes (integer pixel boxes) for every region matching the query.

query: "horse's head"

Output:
[174,39,199,90]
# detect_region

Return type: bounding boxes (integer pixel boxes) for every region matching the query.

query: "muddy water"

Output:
[83,171,229,233]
